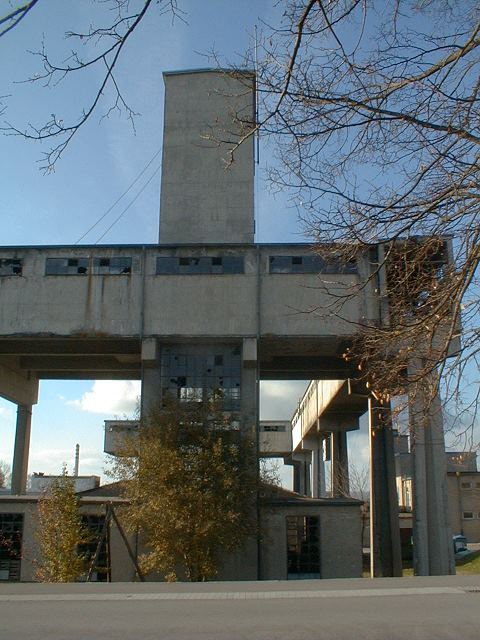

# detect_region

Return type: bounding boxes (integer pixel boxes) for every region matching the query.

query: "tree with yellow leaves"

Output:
[110,396,258,582]
[35,470,90,582]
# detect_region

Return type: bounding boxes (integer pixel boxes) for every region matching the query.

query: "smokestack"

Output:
[74,444,80,477]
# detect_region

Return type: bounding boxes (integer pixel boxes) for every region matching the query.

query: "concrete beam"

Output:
[0,359,38,406]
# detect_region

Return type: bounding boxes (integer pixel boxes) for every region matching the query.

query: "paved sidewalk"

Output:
[1,576,479,640]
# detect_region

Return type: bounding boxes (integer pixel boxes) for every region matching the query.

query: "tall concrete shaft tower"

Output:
[159,69,255,244]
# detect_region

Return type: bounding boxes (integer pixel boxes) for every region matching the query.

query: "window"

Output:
[160,345,242,411]
[0,259,22,276]
[46,257,89,275]
[93,257,132,275]
[286,515,320,578]
[78,515,108,582]
[269,255,356,274]
[461,482,472,489]
[156,256,244,275]
[261,424,286,432]
[0,513,23,581]
[462,512,474,519]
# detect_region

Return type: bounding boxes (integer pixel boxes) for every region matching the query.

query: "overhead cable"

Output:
[94,165,161,243]
[75,147,162,244]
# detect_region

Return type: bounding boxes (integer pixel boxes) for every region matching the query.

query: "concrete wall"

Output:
[0,247,143,336]
[0,245,372,340]
[1,497,362,582]
[159,70,255,245]
[0,498,137,582]
[260,502,362,580]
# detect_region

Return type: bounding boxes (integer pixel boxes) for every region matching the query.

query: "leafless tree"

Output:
[0,1,40,38]
[248,0,480,442]
[1,1,181,172]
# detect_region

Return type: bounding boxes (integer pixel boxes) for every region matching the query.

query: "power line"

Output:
[75,147,162,244]
[94,165,161,243]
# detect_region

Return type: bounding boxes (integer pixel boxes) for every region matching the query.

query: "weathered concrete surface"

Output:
[0,576,479,640]
[159,70,255,245]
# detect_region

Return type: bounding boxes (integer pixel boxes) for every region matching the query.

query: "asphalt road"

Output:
[1,576,479,640]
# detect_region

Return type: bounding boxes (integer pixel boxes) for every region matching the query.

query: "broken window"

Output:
[156,256,244,275]
[0,513,23,582]
[93,257,132,275]
[269,255,356,274]
[46,257,89,275]
[286,515,320,578]
[160,344,242,410]
[78,515,108,582]
[0,259,22,276]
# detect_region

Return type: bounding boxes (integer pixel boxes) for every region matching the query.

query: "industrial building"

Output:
[0,69,455,581]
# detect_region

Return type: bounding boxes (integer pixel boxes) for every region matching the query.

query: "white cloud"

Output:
[68,380,141,416]
[260,380,309,421]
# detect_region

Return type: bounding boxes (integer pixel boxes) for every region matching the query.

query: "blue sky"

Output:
[0,1,326,483]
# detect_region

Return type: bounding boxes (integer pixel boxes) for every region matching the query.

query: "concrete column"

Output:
[140,339,161,416]
[11,405,32,495]
[409,361,455,575]
[331,430,349,497]
[425,392,455,575]
[369,398,402,577]
[311,436,326,498]
[241,338,258,435]
[293,456,310,496]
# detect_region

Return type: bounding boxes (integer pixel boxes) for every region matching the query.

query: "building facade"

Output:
[0,68,456,579]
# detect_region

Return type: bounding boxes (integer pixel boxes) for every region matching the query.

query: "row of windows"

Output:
[269,255,357,274]
[462,511,480,519]
[461,481,480,489]
[156,256,244,274]
[0,255,358,276]
[46,257,133,275]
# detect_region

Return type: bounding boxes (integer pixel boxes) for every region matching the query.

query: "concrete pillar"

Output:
[331,431,349,497]
[425,392,455,574]
[409,360,455,575]
[241,338,258,435]
[369,398,402,577]
[11,405,32,495]
[293,456,310,496]
[311,436,326,498]
[140,338,161,416]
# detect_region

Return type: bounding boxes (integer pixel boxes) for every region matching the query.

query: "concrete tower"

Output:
[159,70,255,244]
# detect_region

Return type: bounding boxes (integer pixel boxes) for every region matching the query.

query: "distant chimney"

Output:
[74,444,80,477]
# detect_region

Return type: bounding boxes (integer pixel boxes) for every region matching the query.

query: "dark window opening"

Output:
[160,345,242,411]
[46,257,89,275]
[287,515,320,578]
[93,257,132,275]
[269,255,356,274]
[156,256,244,275]
[79,515,108,582]
[0,513,23,582]
[0,259,22,276]
[261,424,286,432]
